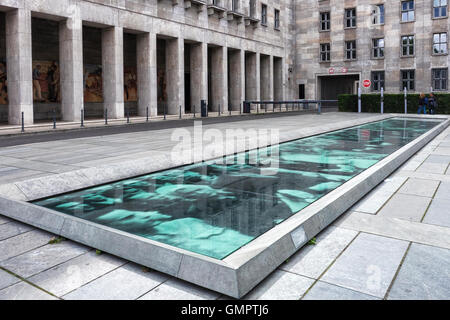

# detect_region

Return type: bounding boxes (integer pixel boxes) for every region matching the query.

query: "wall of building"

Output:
[295,0,450,100]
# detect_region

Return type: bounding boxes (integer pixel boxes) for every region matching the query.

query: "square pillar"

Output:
[190,42,207,114]
[211,46,227,112]
[137,32,157,117]
[229,49,245,111]
[6,8,33,125]
[274,57,284,101]
[260,54,273,102]
[59,17,84,121]
[245,52,260,108]
[166,37,184,115]
[102,26,124,119]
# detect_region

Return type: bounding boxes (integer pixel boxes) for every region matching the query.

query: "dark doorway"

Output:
[319,74,359,107]
[299,84,305,100]
[184,73,191,113]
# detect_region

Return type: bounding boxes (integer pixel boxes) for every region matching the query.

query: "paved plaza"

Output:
[0,112,449,300]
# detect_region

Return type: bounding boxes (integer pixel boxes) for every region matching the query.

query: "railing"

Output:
[244,100,339,115]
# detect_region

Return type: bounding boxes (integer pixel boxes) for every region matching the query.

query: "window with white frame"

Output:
[433,0,448,18]
[345,40,356,60]
[433,33,448,54]
[432,68,448,90]
[345,8,356,28]
[401,70,415,91]
[320,12,330,31]
[373,38,385,58]
[320,43,331,62]
[401,35,415,56]
[401,1,415,22]
[372,4,385,24]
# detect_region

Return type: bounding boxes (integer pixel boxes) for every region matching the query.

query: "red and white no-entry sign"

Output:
[363,79,371,88]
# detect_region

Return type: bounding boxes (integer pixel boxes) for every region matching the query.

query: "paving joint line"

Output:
[299,231,361,300]
[383,242,412,300]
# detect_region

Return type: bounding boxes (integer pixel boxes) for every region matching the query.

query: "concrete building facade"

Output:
[0,0,294,125]
[295,0,450,101]
[0,1,449,125]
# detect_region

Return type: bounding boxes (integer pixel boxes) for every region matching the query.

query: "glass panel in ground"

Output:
[34,118,443,260]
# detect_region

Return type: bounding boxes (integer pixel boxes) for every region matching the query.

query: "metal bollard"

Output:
[218,104,221,117]
[164,104,166,120]
[127,108,130,124]
[179,105,182,119]
[21,112,24,133]
[146,107,149,122]
[381,87,384,114]
[229,106,231,116]
[240,103,242,115]
[53,109,56,129]
[193,105,196,118]
[105,109,108,125]
[318,102,322,115]
[81,109,84,128]
[358,87,362,113]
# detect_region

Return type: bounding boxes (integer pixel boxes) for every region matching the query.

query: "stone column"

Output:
[190,42,207,114]
[245,52,260,109]
[228,49,245,111]
[166,37,184,115]
[274,57,284,101]
[260,54,273,102]
[211,46,227,112]
[137,32,157,117]
[102,26,124,119]
[6,8,33,125]
[59,17,84,121]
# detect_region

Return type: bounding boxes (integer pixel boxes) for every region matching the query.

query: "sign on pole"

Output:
[363,79,371,88]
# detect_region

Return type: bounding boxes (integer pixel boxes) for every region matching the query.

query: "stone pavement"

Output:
[0,113,449,300]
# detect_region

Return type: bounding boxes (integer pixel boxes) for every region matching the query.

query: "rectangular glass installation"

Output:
[34,118,443,260]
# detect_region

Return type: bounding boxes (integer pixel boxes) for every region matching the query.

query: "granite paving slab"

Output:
[398,178,440,198]
[302,281,380,300]
[422,198,450,228]
[320,233,409,298]
[0,281,57,300]
[63,263,169,300]
[139,278,222,301]
[377,193,432,222]
[0,221,33,241]
[0,230,53,262]
[416,162,448,174]
[0,214,11,225]
[0,269,20,290]
[281,226,358,279]
[387,243,450,300]
[27,251,127,297]
[0,242,90,278]
[242,270,314,300]
[435,182,450,200]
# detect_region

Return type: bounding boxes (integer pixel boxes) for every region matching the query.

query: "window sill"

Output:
[432,53,448,56]
[400,20,415,24]
[372,23,385,26]
[344,26,357,30]
[371,57,385,60]
[319,29,331,33]
[400,55,415,58]
[432,16,448,20]
[274,27,281,31]
[261,23,268,27]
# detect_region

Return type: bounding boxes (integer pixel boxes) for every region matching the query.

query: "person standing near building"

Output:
[417,93,427,114]
[33,64,44,102]
[428,93,437,115]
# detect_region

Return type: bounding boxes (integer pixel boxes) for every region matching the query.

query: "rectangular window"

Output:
[433,0,448,18]
[401,70,415,91]
[320,43,331,62]
[274,9,280,29]
[372,4,385,24]
[433,33,447,54]
[345,40,356,60]
[373,38,385,58]
[401,35,415,56]
[261,4,267,25]
[401,0,415,22]
[432,68,448,90]
[320,12,330,31]
[345,8,357,28]
[372,71,385,91]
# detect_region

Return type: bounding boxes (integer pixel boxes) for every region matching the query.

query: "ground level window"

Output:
[432,68,448,90]
[401,70,415,91]
[372,71,385,91]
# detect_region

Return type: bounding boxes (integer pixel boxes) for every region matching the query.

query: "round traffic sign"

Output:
[363,79,371,88]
